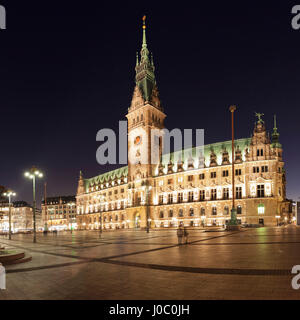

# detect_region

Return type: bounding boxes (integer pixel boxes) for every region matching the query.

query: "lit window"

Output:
[258,204,265,214]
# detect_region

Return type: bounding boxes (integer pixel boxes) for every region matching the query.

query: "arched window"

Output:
[189,208,194,216]
[115,215,118,221]
[212,206,217,215]
[109,215,112,222]
[179,209,183,217]
[201,207,205,216]
[159,211,164,218]
[237,205,242,214]
[137,116,139,122]
[141,114,143,121]
[169,210,173,218]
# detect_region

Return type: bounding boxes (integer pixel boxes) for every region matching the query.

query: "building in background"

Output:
[42,196,76,231]
[297,202,300,226]
[0,201,42,233]
[76,19,289,230]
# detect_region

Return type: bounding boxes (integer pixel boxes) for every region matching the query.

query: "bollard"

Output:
[0,263,5,289]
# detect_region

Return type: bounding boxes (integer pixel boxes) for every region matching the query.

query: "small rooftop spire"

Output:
[142,15,147,48]
[272,114,281,148]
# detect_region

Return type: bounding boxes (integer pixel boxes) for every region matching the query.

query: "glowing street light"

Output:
[67,202,75,234]
[24,166,44,243]
[3,190,16,240]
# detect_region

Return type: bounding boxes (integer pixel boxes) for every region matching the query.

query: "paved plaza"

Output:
[0,225,300,299]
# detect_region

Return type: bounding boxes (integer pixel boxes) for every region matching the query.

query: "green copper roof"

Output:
[162,138,251,166]
[85,166,128,190]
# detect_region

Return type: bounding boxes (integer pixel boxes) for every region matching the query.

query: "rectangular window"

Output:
[253,167,259,173]
[236,187,242,199]
[222,170,229,177]
[199,190,205,201]
[211,189,217,200]
[223,188,229,199]
[114,190,118,194]
[210,172,217,179]
[168,179,173,185]
[261,166,268,173]
[159,195,163,205]
[235,169,242,176]
[178,193,183,203]
[188,175,193,182]
[257,185,265,198]
[199,173,205,180]
[168,193,173,204]
[188,191,194,202]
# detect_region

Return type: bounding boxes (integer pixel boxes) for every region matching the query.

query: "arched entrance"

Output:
[134,212,141,229]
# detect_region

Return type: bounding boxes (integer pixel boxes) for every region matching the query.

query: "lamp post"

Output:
[145,182,152,233]
[3,190,16,240]
[67,202,75,234]
[24,166,43,243]
[227,105,239,229]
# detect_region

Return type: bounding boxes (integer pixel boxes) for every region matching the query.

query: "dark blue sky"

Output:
[1,0,300,205]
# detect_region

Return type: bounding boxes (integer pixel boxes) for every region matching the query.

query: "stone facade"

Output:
[41,196,76,231]
[76,20,288,230]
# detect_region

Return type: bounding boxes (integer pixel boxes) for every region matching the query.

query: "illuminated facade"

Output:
[76,20,288,229]
[42,196,77,231]
[0,201,42,232]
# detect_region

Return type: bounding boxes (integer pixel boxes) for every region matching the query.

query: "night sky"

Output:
[1,1,300,205]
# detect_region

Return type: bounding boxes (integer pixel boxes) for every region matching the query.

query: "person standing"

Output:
[177,226,184,245]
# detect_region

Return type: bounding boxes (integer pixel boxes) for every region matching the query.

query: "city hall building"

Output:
[76,19,288,230]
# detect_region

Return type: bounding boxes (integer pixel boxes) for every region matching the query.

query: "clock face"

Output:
[134,136,142,145]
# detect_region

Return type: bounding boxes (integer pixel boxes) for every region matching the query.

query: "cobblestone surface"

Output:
[0,225,300,299]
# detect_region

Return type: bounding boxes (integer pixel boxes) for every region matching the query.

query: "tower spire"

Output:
[272,114,281,148]
[142,15,147,48]
[134,15,156,103]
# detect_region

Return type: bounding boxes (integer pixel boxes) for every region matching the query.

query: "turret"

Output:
[77,170,85,195]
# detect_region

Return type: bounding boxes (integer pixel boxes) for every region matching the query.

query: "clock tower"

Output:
[126,16,166,183]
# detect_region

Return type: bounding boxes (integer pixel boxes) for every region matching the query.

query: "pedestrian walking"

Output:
[183,227,189,244]
[177,226,184,245]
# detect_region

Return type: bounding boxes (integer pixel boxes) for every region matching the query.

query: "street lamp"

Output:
[24,166,43,243]
[275,215,280,226]
[67,202,75,233]
[3,190,16,240]
[227,105,239,230]
[145,183,152,233]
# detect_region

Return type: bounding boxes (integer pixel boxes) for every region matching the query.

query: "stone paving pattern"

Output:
[0,226,300,299]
